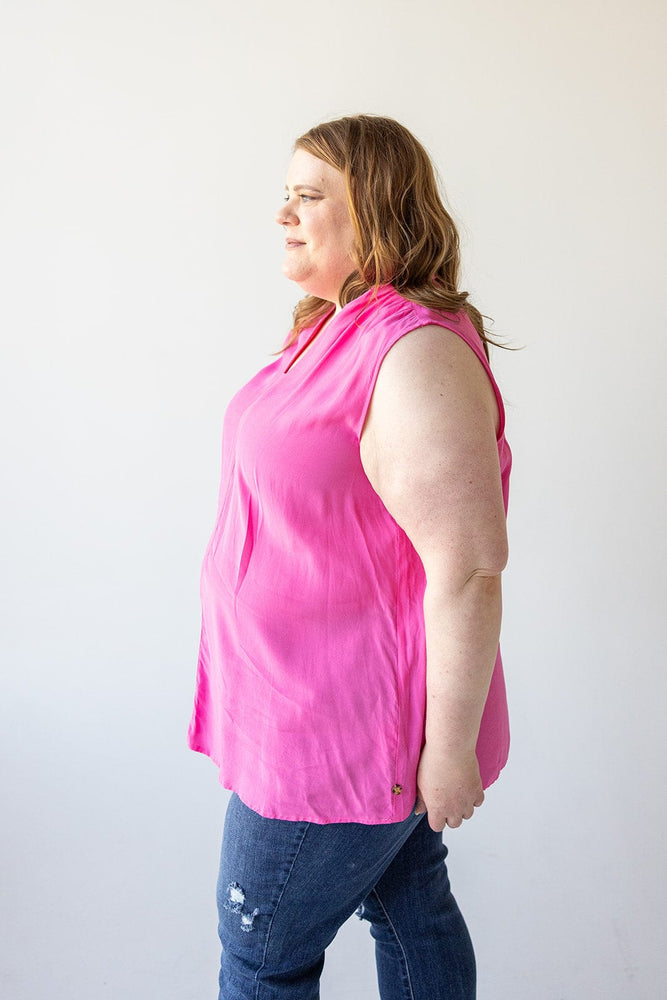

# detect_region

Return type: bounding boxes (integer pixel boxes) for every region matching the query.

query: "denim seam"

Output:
[253,821,312,1000]
[370,886,415,1000]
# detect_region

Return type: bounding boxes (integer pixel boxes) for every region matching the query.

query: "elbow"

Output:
[422,536,508,593]
[476,536,509,578]
[477,519,509,577]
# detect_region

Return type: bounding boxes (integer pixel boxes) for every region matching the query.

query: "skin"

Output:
[276,149,356,311]
[276,152,508,832]
[360,329,507,832]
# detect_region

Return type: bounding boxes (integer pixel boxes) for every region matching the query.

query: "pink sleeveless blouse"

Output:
[188,283,511,823]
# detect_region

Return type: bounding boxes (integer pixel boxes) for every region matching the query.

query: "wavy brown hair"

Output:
[285,114,500,360]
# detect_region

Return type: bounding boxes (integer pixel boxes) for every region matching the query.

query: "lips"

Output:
[285,240,305,247]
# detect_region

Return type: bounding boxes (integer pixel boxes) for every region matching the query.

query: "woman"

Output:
[188,114,511,1000]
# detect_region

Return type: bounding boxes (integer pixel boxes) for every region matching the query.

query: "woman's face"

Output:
[276,149,356,309]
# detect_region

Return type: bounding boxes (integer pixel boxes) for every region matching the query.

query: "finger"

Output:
[414,797,426,815]
[445,815,463,829]
[474,791,485,808]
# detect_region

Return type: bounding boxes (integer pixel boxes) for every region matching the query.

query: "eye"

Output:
[283,192,317,203]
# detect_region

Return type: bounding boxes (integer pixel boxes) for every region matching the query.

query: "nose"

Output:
[275,199,298,226]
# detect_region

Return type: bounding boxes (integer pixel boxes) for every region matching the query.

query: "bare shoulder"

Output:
[365,324,499,437]
[360,323,507,574]
[380,322,470,367]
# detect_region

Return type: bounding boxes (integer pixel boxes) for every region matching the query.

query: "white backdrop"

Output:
[1,1,665,998]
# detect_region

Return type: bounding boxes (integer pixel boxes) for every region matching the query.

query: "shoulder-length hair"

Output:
[286,114,499,359]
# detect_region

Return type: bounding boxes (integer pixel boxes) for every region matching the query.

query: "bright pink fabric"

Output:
[188,283,511,823]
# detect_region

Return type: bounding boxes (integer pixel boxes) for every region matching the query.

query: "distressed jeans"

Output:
[217,792,475,999]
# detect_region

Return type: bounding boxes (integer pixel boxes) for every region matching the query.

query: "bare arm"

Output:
[360,324,508,832]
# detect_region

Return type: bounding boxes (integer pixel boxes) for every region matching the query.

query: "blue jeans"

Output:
[217,793,475,999]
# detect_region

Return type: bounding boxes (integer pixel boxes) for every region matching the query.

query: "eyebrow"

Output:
[285,184,325,194]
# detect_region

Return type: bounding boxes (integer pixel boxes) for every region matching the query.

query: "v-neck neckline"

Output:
[281,285,392,375]
[282,306,336,374]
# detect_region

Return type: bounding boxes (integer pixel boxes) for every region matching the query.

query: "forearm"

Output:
[422,571,503,755]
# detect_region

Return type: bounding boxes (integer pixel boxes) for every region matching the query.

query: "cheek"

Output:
[331,214,355,258]
[341,230,356,262]
[341,219,356,256]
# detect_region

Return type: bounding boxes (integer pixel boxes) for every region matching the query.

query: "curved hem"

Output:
[188,742,508,825]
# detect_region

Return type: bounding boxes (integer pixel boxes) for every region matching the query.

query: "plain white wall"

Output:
[1,1,665,997]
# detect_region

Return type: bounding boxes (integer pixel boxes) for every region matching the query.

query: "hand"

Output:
[414,741,485,832]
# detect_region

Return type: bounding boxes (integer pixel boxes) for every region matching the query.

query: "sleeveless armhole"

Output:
[355,309,507,443]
